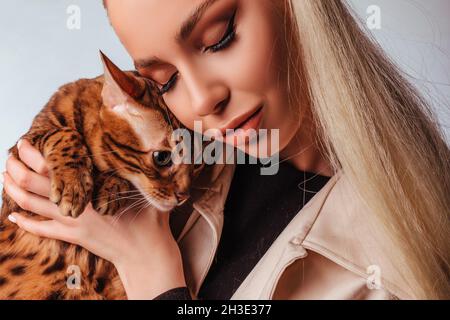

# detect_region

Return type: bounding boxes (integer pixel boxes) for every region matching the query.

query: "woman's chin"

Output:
[235,131,281,160]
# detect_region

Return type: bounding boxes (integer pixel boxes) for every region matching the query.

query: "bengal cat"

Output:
[0,52,202,299]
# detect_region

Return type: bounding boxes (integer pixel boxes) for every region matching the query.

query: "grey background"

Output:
[0,0,449,184]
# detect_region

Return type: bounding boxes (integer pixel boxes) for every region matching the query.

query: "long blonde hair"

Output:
[282,0,450,299]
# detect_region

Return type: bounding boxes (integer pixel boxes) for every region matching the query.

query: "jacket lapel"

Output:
[302,171,414,299]
[177,159,413,300]
[177,162,236,297]
[230,170,341,299]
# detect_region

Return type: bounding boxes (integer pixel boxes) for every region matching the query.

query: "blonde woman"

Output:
[2,0,449,300]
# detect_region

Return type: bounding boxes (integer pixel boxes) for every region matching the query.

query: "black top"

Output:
[154,152,331,300]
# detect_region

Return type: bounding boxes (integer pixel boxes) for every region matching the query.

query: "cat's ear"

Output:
[99,50,145,108]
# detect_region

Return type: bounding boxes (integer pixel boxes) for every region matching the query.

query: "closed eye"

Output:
[158,8,238,96]
[158,72,179,95]
[203,8,237,53]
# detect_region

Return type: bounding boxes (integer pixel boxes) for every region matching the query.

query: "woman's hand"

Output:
[1,139,187,299]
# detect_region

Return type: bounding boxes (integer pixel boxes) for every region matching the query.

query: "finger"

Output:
[3,172,63,221]
[17,139,49,176]
[9,212,76,244]
[6,155,51,197]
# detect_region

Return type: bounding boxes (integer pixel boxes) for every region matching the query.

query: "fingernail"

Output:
[8,214,17,224]
[17,139,23,150]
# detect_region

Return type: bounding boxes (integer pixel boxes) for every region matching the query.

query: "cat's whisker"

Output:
[93,192,140,200]
[90,162,132,180]
[91,193,142,202]
[119,197,147,214]
[128,201,151,226]
[76,150,122,159]
[108,190,142,195]
[101,167,127,178]
[111,198,147,226]
[93,194,144,209]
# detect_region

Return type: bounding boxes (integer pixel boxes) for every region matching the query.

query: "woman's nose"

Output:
[182,67,230,117]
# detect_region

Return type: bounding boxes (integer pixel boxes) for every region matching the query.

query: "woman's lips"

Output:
[234,105,263,131]
[221,105,264,145]
[221,105,264,136]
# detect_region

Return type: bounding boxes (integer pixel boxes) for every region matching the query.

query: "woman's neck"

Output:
[280,114,334,178]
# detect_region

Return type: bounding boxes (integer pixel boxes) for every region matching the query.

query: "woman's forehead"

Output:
[107,0,221,61]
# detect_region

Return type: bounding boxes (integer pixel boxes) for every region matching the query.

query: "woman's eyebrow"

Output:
[134,0,220,70]
[177,0,219,42]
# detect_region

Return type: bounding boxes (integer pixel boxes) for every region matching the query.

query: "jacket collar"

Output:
[182,161,413,299]
[302,171,414,299]
[190,163,227,193]
[176,161,236,296]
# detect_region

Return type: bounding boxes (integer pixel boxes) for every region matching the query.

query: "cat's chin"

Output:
[142,193,177,212]
[153,203,177,212]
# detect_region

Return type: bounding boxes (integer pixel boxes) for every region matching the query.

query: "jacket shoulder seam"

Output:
[302,239,412,299]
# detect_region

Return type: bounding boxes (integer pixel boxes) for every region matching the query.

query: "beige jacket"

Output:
[175,162,414,300]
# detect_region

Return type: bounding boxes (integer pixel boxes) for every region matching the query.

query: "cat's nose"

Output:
[175,191,190,204]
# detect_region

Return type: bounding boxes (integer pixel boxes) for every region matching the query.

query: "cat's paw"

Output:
[50,168,93,218]
[93,176,132,216]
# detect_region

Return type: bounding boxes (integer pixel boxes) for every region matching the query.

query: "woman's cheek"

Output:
[232,4,281,91]
[163,93,195,131]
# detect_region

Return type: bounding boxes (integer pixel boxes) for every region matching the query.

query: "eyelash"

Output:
[158,9,238,96]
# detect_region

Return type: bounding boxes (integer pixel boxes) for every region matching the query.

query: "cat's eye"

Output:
[152,150,173,167]
[158,9,238,96]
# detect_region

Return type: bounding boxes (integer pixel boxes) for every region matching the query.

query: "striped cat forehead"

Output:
[112,101,173,150]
